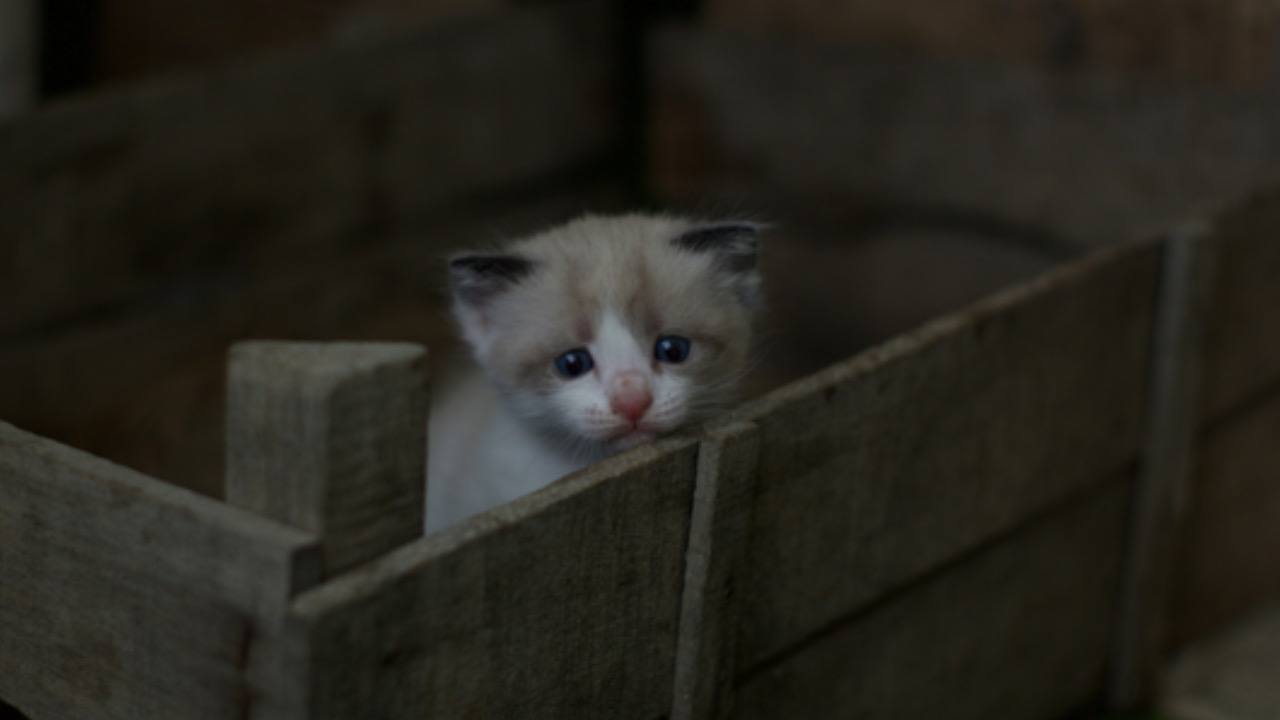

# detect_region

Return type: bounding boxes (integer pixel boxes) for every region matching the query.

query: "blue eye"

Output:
[554,349,594,379]
[654,336,692,364]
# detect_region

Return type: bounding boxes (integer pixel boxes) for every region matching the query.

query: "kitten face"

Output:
[449,214,760,458]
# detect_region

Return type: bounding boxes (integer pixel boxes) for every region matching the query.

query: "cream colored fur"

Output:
[426,214,759,532]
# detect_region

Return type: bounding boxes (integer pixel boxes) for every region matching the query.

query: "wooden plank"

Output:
[0,0,35,118]
[0,421,321,720]
[672,420,760,720]
[226,341,428,577]
[1199,189,1280,422]
[1164,607,1280,720]
[0,0,615,338]
[727,240,1161,669]
[1109,223,1215,708]
[287,435,701,719]
[650,25,1280,251]
[1172,395,1280,649]
[705,0,1280,86]
[729,477,1132,720]
[99,0,502,81]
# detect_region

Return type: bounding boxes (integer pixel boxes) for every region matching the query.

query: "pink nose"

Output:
[609,371,652,423]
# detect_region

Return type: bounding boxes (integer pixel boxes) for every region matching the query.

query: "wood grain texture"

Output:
[0,0,614,339]
[705,0,1280,86]
[672,421,760,720]
[726,240,1160,669]
[1164,606,1280,720]
[226,341,427,577]
[0,421,321,720]
[729,477,1132,720]
[288,435,701,719]
[1109,223,1215,708]
[650,26,1280,251]
[1173,395,1280,649]
[1199,188,1280,422]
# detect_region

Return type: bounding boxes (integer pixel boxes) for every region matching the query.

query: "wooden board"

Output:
[1199,189,1280,422]
[0,421,320,720]
[1109,223,1214,707]
[1164,606,1280,720]
[1172,395,1280,649]
[726,240,1160,669]
[729,477,1132,720]
[672,421,760,720]
[705,0,1280,86]
[650,25,1280,251]
[287,436,701,719]
[99,0,502,81]
[226,342,428,577]
[0,0,614,339]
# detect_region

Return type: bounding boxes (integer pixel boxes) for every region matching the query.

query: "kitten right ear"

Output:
[449,254,536,305]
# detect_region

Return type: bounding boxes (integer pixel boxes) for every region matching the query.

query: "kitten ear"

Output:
[449,254,536,305]
[449,254,535,356]
[672,222,760,273]
[673,222,762,308]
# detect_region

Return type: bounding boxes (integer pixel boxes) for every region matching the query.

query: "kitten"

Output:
[426,214,761,532]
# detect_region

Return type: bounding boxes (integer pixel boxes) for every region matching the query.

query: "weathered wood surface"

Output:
[1110,223,1215,707]
[1173,395,1280,649]
[0,0,614,339]
[726,240,1160,669]
[0,0,35,118]
[650,25,1280,251]
[672,421,760,720]
[1164,606,1280,720]
[729,477,1132,720]
[288,436,701,719]
[226,341,427,577]
[0,421,320,720]
[1199,189,1280,422]
[99,0,501,81]
[706,0,1280,86]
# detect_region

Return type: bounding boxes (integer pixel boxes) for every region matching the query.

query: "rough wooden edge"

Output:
[0,0,35,119]
[0,420,322,719]
[671,420,760,720]
[0,419,323,595]
[226,341,428,578]
[1109,222,1218,708]
[290,432,702,614]
[730,236,1162,427]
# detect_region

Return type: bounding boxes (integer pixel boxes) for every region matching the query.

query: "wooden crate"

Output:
[4,4,1280,719]
[4,201,1277,717]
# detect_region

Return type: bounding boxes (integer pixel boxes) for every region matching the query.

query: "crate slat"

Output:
[729,241,1160,669]
[729,477,1132,720]
[225,341,428,577]
[287,436,701,719]
[0,422,320,720]
[1200,190,1280,422]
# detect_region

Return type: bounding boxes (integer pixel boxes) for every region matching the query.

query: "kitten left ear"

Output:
[673,222,762,308]
[672,222,760,273]
[448,253,535,356]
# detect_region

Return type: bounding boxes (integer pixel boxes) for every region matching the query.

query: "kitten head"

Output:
[449,214,761,458]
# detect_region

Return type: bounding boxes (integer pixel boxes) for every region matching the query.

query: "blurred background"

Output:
[2,3,1280,716]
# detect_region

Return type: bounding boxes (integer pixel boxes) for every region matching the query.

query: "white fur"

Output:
[425,214,759,532]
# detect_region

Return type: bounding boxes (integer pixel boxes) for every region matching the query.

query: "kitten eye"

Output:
[654,336,692,364]
[554,349,595,379]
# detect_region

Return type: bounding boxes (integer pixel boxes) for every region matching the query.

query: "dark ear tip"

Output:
[448,253,536,304]
[672,221,763,268]
[449,254,535,281]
